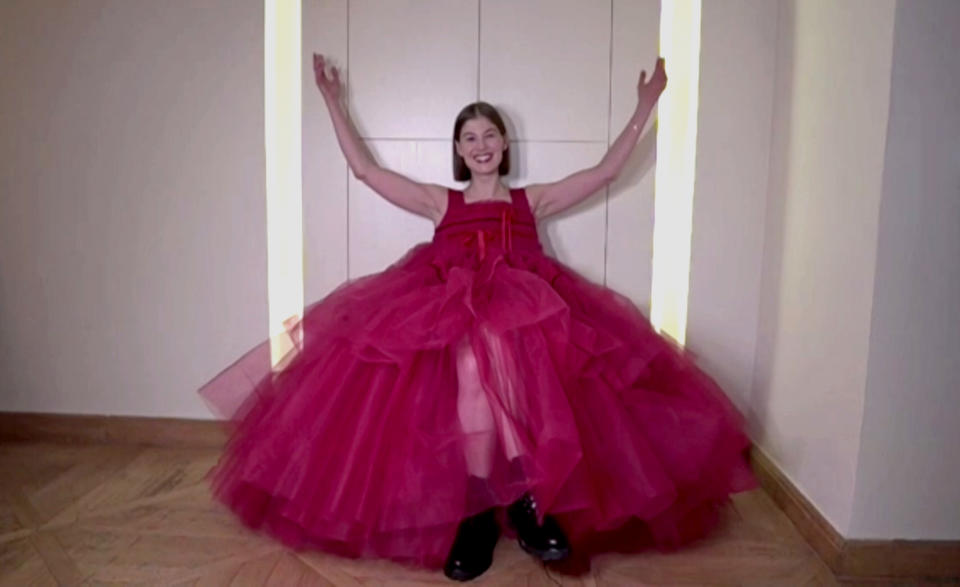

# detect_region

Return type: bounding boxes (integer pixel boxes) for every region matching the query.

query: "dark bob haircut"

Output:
[452,102,510,181]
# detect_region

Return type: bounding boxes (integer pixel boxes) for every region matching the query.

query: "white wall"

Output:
[750,0,897,533]
[0,0,665,418]
[303,0,349,302]
[686,0,778,411]
[311,0,660,292]
[0,0,268,418]
[849,0,960,540]
[605,0,660,310]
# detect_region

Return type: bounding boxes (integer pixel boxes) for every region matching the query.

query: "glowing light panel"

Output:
[651,0,701,346]
[265,0,303,366]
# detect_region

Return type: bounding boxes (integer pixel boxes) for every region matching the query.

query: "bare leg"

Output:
[455,337,496,478]
[477,326,527,463]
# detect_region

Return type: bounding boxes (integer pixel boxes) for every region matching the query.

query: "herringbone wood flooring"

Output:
[0,442,838,586]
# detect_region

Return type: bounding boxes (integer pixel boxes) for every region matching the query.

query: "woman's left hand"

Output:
[637,57,667,103]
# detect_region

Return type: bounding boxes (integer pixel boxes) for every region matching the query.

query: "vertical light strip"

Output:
[265,0,303,366]
[650,0,701,346]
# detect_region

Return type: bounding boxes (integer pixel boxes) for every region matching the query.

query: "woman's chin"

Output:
[468,166,500,178]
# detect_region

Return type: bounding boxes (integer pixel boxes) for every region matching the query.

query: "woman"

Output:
[200,53,756,582]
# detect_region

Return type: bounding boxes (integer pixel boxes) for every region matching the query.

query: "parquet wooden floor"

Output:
[0,442,839,586]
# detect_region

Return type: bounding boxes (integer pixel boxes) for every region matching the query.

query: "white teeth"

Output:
[475,155,492,163]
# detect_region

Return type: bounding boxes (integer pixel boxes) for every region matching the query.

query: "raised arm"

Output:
[313,54,447,223]
[526,57,667,219]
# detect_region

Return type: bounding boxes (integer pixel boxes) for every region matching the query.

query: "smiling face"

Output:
[451,102,511,181]
[456,117,508,177]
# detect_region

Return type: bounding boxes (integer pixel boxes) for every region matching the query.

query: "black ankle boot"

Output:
[506,493,570,561]
[443,508,500,582]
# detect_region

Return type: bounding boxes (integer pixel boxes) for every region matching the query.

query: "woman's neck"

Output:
[464,175,508,202]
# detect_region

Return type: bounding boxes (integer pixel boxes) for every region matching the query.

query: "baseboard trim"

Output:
[0,411,226,448]
[1,411,956,580]
[750,447,960,581]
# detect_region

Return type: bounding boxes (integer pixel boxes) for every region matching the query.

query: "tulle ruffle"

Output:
[201,244,755,569]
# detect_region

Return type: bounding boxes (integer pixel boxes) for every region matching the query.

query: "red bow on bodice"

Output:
[463,208,515,261]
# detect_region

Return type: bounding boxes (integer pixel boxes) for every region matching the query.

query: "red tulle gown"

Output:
[200,188,756,569]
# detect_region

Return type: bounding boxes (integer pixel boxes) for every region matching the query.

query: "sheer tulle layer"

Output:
[201,244,756,569]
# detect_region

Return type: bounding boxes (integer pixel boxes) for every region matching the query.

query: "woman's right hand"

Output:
[313,53,342,103]
[309,51,445,222]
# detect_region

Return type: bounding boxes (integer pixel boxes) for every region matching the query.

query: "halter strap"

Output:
[509,188,532,215]
[447,188,466,209]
